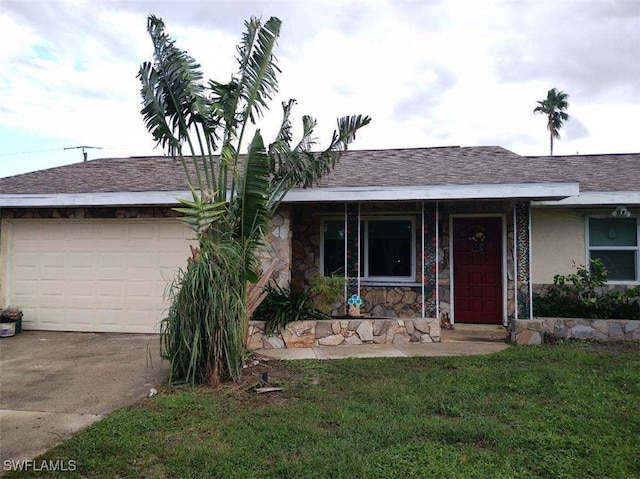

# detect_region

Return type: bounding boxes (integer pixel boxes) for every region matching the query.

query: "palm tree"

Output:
[533,88,569,156]
[138,15,370,385]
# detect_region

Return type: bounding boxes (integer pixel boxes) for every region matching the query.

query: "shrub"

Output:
[252,283,328,334]
[533,260,640,320]
[309,274,346,314]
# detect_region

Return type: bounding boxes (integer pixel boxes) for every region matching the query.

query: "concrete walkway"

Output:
[255,340,510,360]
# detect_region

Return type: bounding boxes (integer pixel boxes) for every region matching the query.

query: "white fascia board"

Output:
[0,191,192,207]
[532,191,640,206]
[0,183,580,208]
[282,182,579,202]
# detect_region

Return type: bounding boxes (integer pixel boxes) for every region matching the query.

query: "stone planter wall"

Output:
[510,318,640,345]
[247,318,441,350]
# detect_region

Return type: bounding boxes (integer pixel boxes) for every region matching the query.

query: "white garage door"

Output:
[5,219,194,333]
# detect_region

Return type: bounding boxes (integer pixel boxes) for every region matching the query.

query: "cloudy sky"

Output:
[1,0,639,178]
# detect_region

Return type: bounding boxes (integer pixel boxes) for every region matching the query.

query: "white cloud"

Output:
[0,0,639,178]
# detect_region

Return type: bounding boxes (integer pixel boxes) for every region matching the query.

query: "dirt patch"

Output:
[216,354,307,407]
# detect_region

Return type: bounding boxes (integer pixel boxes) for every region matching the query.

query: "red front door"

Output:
[453,217,503,324]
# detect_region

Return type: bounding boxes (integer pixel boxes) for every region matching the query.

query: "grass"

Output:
[6,342,640,478]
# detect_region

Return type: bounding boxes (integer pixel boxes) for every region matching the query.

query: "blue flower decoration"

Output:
[347,294,363,307]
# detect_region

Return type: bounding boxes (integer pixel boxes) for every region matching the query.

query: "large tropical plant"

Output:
[533,88,569,156]
[138,15,370,386]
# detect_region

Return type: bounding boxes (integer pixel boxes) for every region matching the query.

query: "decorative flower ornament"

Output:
[469,231,486,243]
[347,294,363,307]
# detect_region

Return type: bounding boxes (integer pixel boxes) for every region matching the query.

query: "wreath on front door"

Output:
[467,225,487,253]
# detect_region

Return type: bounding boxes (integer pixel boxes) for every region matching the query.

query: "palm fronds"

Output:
[534,88,569,155]
[140,14,370,386]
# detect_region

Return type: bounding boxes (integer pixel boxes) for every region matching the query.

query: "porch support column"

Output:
[345,202,360,300]
[422,202,438,318]
[514,201,533,320]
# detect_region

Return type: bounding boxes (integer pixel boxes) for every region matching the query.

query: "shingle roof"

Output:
[525,153,640,192]
[1,147,638,195]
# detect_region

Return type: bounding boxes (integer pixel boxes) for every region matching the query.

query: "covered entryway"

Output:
[3,219,192,333]
[452,216,504,324]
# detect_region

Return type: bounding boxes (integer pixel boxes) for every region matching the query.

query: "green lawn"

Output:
[7,342,640,478]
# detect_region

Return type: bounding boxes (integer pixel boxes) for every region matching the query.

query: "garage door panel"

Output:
[127,281,156,299]
[69,253,95,268]
[97,223,125,239]
[70,239,98,252]
[95,280,122,297]
[12,253,39,278]
[128,253,154,269]
[69,281,95,298]
[12,279,39,296]
[12,239,41,253]
[93,309,123,327]
[66,309,95,327]
[159,222,193,239]
[159,254,189,270]
[128,223,156,239]
[41,280,66,296]
[7,220,193,333]
[98,253,124,268]
[38,308,67,326]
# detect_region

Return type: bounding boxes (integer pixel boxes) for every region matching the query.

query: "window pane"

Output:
[323,221,345,276]
[589,218,637,246]
[591,250,636,281]
[324,220,345,241]
[368,220,412,277]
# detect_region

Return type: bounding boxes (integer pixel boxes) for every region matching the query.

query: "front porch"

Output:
[282,199,534,327]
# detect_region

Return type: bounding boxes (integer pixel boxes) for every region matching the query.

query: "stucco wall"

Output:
[531,208,585,284]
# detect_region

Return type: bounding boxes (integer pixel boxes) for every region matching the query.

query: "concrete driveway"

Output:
[0,332,168,464]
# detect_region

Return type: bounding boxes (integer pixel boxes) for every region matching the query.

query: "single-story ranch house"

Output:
[1,146,638,334]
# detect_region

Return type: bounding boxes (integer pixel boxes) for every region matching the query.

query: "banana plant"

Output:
[138,14,370,385]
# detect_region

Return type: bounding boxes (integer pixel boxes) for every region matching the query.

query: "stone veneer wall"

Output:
[511,318,640,344]
[1,206,181,220]
[247,318,441,350]
[256,205,291,287]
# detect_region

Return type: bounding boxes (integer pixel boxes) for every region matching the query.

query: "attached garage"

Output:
[2,219,192,333]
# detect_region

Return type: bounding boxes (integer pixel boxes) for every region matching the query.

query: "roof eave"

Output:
[0,183,580,208]
[0,191,191,208]
[532,191,640,206]
[283,182,580,202]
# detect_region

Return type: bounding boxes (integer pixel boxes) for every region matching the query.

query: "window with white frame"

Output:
[587,217,639,282]
[322,217,415,281]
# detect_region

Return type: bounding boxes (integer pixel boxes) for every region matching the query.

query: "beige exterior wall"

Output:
[531,207,585,284]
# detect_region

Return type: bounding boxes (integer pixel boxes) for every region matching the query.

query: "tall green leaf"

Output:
[236,130,270,249]
[138,15,216,192]
[268,113,372,211]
